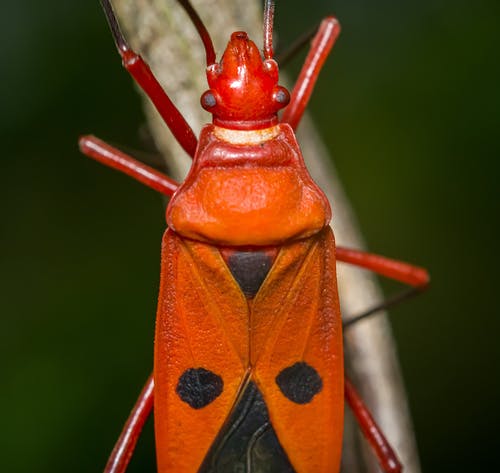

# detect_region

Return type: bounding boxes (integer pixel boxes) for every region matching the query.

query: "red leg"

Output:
[104,374,154,473]
[79,135,179,197]
[281,17,341,130]
[336,247,429,288]
[99,0,198,158]
[336,247,429,326]
[345,377,402,473]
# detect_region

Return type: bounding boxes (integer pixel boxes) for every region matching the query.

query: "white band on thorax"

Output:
[213,125,280,145]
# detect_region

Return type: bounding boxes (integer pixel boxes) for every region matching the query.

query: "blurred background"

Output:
[1,0,498,472]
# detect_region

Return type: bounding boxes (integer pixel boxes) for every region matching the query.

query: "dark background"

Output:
[1,0,499,471]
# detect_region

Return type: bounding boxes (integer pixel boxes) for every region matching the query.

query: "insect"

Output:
[79,1,429,472]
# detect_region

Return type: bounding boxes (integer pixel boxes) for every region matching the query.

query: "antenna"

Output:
[178,0,216,66]
[263,0,275,59]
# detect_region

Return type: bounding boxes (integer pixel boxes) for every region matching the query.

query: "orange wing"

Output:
[154,229,250,472]
[154,227,343,472]
[252,227,344,472]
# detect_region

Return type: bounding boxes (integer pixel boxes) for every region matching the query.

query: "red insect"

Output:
[79,1,429,472]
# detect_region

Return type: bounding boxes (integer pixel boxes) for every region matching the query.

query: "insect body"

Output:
[80,1,429,472]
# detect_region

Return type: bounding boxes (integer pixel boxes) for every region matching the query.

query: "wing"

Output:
[153,229,249,472]
[252,227,344,472]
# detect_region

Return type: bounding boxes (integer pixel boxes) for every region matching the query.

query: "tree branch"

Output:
[111,1,422,472]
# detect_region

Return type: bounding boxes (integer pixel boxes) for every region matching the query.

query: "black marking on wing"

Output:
[176,368,223,409]
[227,251,273,298]
[276,362,323,404]
[198,382,295,472]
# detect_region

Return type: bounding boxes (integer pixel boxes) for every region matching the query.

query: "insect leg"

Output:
[344,377,402,473]
[79,135,179,196]
[99,0,198,158]
[336,246,429,326]
[343,286,425,328]
[336,247,429,288]
[281,17,341,130]
[275,25,318,68]
[104,374,154,473]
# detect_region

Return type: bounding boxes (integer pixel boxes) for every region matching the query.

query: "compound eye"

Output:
[273,86,290,107]
[201,90,217,110]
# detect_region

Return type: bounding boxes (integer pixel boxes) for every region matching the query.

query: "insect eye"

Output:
[273,87,290,106]
[201,91,217,109]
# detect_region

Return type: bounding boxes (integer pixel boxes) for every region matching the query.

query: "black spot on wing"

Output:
[276,362,323,404]
[227,251,273,298]
[176,368,223,409]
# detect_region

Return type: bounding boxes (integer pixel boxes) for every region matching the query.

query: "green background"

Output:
[1,0,499,471]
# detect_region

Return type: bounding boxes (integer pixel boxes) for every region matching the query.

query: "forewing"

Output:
[154,230,249,472]
[252,227,344,472]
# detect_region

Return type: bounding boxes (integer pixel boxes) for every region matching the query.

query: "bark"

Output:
[111,1,422,472]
